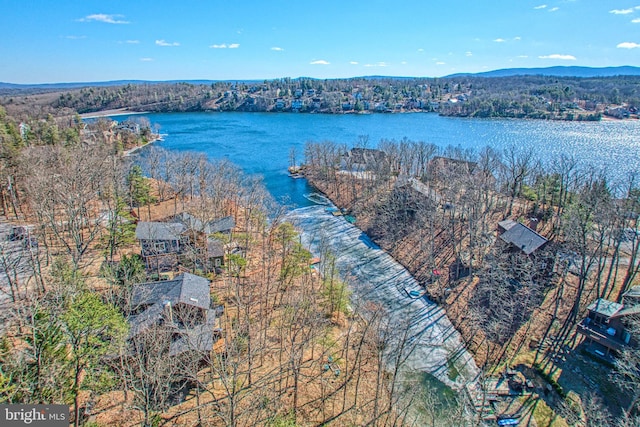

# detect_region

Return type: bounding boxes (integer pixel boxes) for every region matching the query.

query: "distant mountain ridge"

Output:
[0,79,261,91]
[2,66,640,90]
[445,66,640,78]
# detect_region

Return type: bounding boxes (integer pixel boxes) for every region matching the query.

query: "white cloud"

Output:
[617,42,640,49]
[417,48,424,52]
[538,54,577,60]
[156,39,179,47]
[140,58,153,62]
[493,38,506,43]
[549,7,559,12]
[310,60,330,65]
[632,18,640,23]
[517,55,529,58]
[63,35,86,40]
[401,61,407,65]
[271,47,284,51]
[610,8,634,14]
[210,43,239,49]
[349,61,359,65]
[364,62,388,67]
[534,4,547,9]
[436,61,446,65]
[125,40,139,44]
[514,36,521,41]
[78,13,129,24]
[465,51,473,56]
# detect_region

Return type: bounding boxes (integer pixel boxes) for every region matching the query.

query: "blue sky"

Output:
[1,0,640,83]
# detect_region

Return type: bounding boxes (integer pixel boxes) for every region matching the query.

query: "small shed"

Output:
[207,238,225,269]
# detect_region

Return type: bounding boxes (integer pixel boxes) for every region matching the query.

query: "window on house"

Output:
[214,258,222,267]
[153,242,167,253]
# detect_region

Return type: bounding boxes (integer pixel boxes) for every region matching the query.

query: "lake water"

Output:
[120,112,640,415]
[124,112,640,205]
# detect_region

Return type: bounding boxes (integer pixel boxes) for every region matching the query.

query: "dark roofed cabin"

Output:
[128,272,219,356]
[135,221,187,271]
[499,222,548,256]
[207,238,225,270]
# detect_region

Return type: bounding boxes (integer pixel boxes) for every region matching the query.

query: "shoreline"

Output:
[80,108,148,119]
[122,134,164,157]
[75,107,640,123]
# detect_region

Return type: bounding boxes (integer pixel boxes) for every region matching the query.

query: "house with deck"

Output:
[577,295,639,358]
[136,214,235,272]
[172,212,235,236]
[135,221,187,271]
[128,272,221,356]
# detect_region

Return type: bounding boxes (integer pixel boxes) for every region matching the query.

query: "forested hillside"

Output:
[2,74,640,121]
[0,107,476,426]
[303,139,640,425]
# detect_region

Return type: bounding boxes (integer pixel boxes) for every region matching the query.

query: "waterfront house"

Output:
[340,147,388,173]
[128,272,221,356]
[172,212,235,236]
[170,212,233,271]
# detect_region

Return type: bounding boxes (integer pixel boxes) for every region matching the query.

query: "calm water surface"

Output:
[125,112,640,206]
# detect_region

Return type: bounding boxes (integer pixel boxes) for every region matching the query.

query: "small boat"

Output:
[405,288,423,298]
[305,193,331,205]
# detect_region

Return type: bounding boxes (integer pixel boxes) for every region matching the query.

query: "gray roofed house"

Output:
[499,222,548,256]
[131,272,210,311]
[135,221,186,241]
[497,219,518,232]
[128,273,218,354]
[587,298,623,318]
[172,212,205,233]
[135,222,187,270]
[202,237,225,270]
[172,213,235,235]
[340,148,388,172]
[623,285,640,302]
[577,297,637,358]
[206,216,235,234]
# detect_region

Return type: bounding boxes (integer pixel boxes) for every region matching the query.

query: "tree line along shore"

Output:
[1,83,640,425]
[4,74,640,122]
[302,140,640,425]
[0,103,476,425]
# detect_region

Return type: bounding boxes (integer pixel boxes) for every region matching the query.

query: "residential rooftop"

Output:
[587,298,624,318]
[499,222,548,255]
[135,221,186,241]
